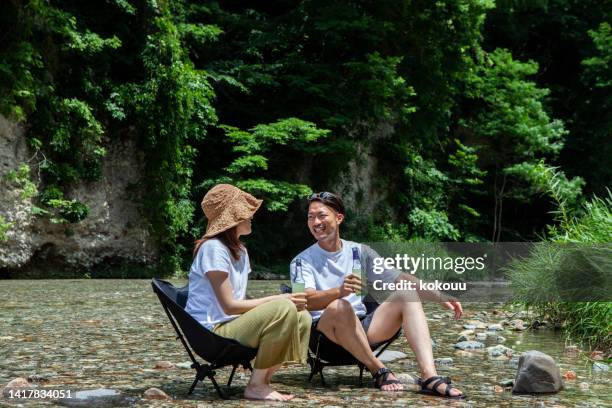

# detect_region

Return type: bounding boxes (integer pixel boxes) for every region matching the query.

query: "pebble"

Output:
[154,361,174,369]
[176,361,192,369]
[500,378,514,387]
[475,333,488,341]
[509,319,526,331]
[563,370,577,380]
[463,324,476,330]
[565,345,581,355]
[488,323,503,331]
[579,382,589,390]
[434,357,453,365]
[396,373,416,385]
[494,385,504,393]
[509,357,520,368]
[457,333,472,342]
[378,350,408,363]
[454,340,485,350]
[592,362,609,372]
[144,387,172,400]
[589,351,604,361]
[57,388,130,407]
[5,378,31,388]
[486,344,513,358]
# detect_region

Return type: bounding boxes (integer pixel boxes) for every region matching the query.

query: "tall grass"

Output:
[506,165,612,351]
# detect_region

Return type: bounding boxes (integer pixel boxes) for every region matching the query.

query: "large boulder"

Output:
[512,350,564,394]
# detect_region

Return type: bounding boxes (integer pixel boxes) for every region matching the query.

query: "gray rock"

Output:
[463,324,476,330]
[435,357,453,365]
[457,333,472,342]
[143,387,171,400]
[509,319,526,331]
[592,362,609,372]
[3,377,36,397]
[378,350,408,363]
[475,333,488,341]
[500,378,514,387]
[396,373,417,385]
[57,389,132,407]
[512,350,564,394]
[176,361,192,369]
[488,323,503,331]
[454,340,485,350]
[487,344,513,358]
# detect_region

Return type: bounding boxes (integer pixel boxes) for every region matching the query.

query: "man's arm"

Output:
[304,274,361,311]
[394,272,463,318]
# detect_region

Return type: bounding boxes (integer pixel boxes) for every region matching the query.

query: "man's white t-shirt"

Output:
[292,239,399,320]
[185,238,250,330]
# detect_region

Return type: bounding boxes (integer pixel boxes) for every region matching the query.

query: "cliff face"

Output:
[0,115,157,276]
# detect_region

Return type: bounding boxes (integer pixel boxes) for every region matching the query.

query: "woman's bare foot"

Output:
[244,384,294,401]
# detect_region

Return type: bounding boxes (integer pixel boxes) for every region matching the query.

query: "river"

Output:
[0,280,609,407]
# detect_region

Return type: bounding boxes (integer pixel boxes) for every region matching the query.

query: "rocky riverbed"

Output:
[0,280,610,407]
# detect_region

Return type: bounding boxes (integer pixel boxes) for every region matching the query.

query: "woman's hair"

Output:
[193,226,244,260]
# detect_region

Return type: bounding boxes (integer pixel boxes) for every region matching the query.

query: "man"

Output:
[292,192,465,398]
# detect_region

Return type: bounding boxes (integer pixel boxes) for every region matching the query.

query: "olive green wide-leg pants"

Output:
[213,298,312,369]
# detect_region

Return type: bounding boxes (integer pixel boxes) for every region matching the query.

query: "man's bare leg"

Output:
[316,299,402,391]
[366,300,463,397]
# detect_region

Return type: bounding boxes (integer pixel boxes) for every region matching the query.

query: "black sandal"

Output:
[418,375,465,399]
[372,367,403,390]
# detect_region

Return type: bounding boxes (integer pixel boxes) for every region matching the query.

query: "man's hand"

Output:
[339,274,361,297]
[441,299,463,319]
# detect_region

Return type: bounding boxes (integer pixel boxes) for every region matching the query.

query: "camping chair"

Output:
[151,278,257,399]
[280,284,401,386]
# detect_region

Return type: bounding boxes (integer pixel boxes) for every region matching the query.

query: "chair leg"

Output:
[319,366,326,387]
[359,364,364,387]
[308,361,317,382]
[227,365,237,387]
[209,374,227,399]
[187,375,199,395]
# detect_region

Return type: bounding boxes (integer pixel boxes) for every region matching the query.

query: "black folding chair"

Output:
[308,301,401,386]
[279,284,401,387]
[151,278,257,399]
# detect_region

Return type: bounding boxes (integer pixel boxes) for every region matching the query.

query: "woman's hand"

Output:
[284,293,307,311]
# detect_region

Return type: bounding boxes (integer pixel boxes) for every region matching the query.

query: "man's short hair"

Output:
[307,192,346,215]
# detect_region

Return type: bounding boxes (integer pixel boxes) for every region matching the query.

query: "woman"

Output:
[185,184,311,401]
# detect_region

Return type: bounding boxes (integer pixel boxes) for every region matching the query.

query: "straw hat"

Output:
[201,184,263,238]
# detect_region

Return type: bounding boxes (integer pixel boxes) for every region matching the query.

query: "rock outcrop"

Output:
[0,115,156,275]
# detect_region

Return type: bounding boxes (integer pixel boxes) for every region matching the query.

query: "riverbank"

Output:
[1,280,609,407]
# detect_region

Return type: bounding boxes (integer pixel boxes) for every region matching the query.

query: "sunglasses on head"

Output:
[307,191,336,201]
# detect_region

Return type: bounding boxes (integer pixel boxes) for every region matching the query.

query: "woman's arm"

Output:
[208,271,306,314]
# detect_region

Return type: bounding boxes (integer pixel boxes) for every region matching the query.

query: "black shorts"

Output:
[312,309,376,333]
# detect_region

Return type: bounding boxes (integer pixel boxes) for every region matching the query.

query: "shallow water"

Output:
[0,279,609,407]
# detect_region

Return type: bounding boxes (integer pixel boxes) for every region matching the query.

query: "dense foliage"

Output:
[1,1,609,273]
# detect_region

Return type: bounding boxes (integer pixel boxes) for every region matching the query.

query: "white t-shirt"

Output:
[185,238,251,330]
[292,239,400,320]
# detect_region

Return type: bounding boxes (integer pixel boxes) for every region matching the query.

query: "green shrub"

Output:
[507,163,612,350]
[0,216,11,242]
